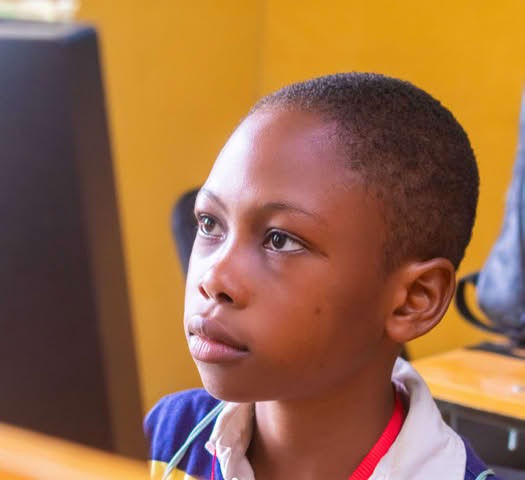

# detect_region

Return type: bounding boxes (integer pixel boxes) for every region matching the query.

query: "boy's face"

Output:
[184,108,396,402]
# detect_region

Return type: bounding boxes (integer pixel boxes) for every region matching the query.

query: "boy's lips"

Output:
[187,315,249,363]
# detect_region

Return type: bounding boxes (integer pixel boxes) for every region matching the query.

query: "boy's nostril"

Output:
[199,285,233,303]
[218,292,233,303]
[199,285,210,299]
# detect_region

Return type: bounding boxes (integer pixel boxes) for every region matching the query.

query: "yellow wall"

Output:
[78,1,525,412]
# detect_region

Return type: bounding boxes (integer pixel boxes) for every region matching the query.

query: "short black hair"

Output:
[251,72,479,271]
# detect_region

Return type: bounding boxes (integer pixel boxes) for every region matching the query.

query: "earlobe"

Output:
[385,258,456,344]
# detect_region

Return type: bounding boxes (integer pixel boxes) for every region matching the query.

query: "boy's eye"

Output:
[263,230,304,252]
[197,214,222,238]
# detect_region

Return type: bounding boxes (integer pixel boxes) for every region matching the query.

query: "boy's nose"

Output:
[198,254,249,309]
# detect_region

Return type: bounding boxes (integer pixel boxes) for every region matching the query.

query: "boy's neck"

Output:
[246,370,396,480]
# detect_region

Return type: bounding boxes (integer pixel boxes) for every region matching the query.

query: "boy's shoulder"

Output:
[143,384,502,480]
[144,388,220,476]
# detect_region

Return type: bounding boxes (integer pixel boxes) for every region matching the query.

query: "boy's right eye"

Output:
[197,214,223,238]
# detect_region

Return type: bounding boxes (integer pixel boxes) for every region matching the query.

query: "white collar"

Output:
[205,358,466,480]
[205,401,255,480]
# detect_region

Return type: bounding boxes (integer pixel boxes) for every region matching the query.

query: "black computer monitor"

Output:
[0,20,145,459]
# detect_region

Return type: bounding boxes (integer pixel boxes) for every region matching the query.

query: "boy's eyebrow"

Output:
[261,202,327,225]
[198,188,228,212]
[198,188,326,225]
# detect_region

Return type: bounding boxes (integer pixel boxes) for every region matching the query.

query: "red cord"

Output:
[348,391,404,480]
[211,448,217,480]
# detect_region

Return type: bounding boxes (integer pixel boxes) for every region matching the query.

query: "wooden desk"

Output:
[412,348,525,451]
[0,423,148,480]
[413,348,525,420]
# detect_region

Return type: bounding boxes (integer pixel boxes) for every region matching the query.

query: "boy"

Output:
[146,73,497,480]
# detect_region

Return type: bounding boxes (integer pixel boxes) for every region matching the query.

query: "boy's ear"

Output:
[385,258,456,344]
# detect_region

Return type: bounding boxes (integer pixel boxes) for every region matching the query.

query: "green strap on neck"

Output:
[161,400,226,480]
[474,469,495,480]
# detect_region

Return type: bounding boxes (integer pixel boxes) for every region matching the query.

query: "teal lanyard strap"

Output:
[474,469,495,480]
[161,401,226,480]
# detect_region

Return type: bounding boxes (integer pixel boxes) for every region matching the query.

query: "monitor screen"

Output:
[0,20,145,459]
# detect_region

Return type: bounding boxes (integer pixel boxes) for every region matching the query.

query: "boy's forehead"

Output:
[205,109,350,196]
[230,108,337,155]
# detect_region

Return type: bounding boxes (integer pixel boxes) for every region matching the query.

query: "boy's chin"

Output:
[200,374,259,404]
[196,364,275,403]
